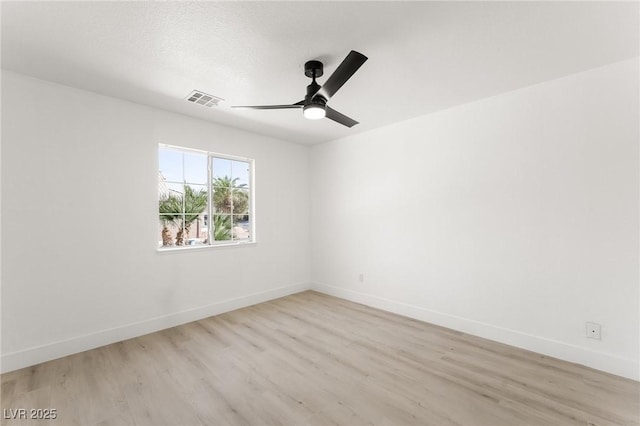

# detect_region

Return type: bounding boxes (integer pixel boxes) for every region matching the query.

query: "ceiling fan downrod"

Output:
[303,60,326,119]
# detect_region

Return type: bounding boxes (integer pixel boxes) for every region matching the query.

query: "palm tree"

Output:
[212,176,249,241]
[159,186,208,246]
[176,185,208,245]
[213,176,249,215]
[213,215,232,241]
[159,193,181,246]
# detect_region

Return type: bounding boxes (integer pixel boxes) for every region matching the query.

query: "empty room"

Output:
[1,1,638,425]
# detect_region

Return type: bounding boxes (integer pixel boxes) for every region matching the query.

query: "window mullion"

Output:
[208,155,213,244]
[229,180,234,241]
[182,153,186,244]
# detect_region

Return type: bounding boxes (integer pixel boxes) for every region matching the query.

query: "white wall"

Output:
[310,58,639,380]
[1,71,311,372]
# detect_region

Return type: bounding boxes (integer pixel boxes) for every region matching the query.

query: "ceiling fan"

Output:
[232,50,368,128]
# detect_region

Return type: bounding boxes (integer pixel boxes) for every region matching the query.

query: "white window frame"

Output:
[158,144,256,251]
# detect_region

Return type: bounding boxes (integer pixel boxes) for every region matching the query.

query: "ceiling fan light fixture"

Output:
[303,103,326,120]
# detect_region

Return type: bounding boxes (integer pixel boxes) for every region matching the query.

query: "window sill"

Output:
[156,241,256,253]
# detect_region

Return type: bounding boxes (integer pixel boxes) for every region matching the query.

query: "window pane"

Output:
[158,214,187,247]
[212,186,232,214]
[158,170,182,213]
[213,214,232,241]
[159,194,182,215]
[159,148,183,183]
[231,160,250,187]
[232,215,251,241]
[182,208,208,241]
[160,182,185,214]
[185,212,208,245]
[212,157,232,183]
[184,184,208,213]
[159,215,185,247]
[184,152,207,184]
[231,188,249,216]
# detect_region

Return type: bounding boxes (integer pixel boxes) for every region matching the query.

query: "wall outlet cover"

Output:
[586,322,602,340]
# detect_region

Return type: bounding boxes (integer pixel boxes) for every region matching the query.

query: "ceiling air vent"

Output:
[185,90,223,107]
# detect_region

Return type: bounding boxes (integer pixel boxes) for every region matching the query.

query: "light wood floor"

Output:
[1,291,638,426]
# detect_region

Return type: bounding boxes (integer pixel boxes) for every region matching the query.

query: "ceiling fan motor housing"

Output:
[304,60,323,78]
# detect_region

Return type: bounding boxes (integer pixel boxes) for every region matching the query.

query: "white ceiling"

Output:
[2,1,638,145]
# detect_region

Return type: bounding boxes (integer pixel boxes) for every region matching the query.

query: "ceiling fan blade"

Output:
[232,101,304,110]
[314,50,367,101]
[325,106,359,128]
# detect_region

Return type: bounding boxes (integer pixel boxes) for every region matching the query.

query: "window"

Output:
[158,145,254,249]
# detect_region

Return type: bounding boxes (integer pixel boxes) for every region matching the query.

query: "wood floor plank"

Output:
[2,291,638,426]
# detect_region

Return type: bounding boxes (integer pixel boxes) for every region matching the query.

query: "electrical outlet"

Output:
[358,273,364,283]
[586,322,601,340]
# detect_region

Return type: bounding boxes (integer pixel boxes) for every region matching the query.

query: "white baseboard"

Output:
[312,282,639,381]
[1,282,311,373]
